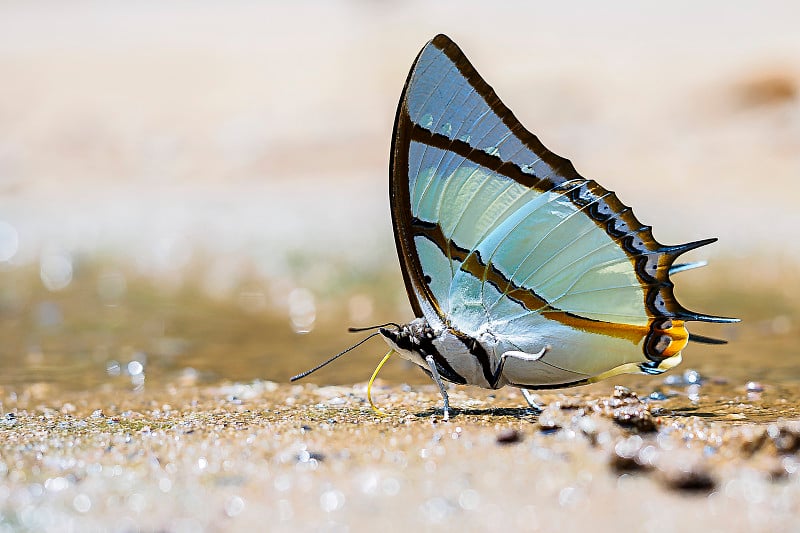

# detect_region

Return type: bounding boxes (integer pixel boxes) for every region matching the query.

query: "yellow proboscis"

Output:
[367,349,395,416]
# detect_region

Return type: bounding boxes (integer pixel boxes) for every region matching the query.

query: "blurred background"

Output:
[0,0,798,393]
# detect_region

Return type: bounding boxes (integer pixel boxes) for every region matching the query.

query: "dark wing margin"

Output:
[389,44,429,320]
[389,34,739,333]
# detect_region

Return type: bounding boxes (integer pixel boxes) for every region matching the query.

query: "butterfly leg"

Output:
[519,388,543,413]
[424,354,450,421]
[490,347,548,413]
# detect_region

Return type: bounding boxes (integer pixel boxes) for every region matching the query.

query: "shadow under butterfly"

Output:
[293,34,738,420]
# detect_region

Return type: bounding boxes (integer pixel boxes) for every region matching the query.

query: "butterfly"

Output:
[295,34,737,419]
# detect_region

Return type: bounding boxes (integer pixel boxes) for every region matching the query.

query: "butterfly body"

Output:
[381,307,688,391]
[381,34,736,408]
[381,317,547,390]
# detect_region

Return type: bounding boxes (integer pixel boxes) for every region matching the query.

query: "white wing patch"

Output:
[414,236,458,315]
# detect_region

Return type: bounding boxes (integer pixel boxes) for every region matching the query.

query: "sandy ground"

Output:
[0,382,800,531]
[2,380,800,532]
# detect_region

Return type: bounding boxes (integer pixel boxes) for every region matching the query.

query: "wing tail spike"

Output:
[660,237,718,257]
[669,261,708,275]
[688,333,729,345]
[678,311,741,324]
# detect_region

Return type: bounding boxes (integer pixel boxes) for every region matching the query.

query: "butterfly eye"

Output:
[424,275,432,284]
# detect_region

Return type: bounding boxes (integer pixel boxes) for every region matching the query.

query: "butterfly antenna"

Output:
[290,332,381,382]
[348,322,401,333]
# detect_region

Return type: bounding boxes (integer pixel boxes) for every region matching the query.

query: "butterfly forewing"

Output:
[402,37,579,186]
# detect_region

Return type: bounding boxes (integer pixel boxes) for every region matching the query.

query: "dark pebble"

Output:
[656,449,716,492]
[613,405,658,432]
[613,386,638,401]
[660,467,716,492]
[609,436,654,473]
[297,450,325,462]
[767,422,800,454]
[496,428,522,445]
[610,453,642,473]
[537,412,562,434]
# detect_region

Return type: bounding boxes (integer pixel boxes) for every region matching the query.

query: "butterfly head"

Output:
[378,318,435,362]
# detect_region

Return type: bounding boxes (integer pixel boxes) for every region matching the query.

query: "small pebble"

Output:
[662,369,704,387]
[658,464,716,492]
[496,428,522,445]
[738,426,768,456]
[656,450,716,492]
[609,436,650,473]
[297,450,325,463]
[746,381,764,393]
[537,410,562,433]
[684,369,703,385]
[766,421,800,454]
[593,388,658,432]
[613,386,637,401]
[613,405,658,432]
